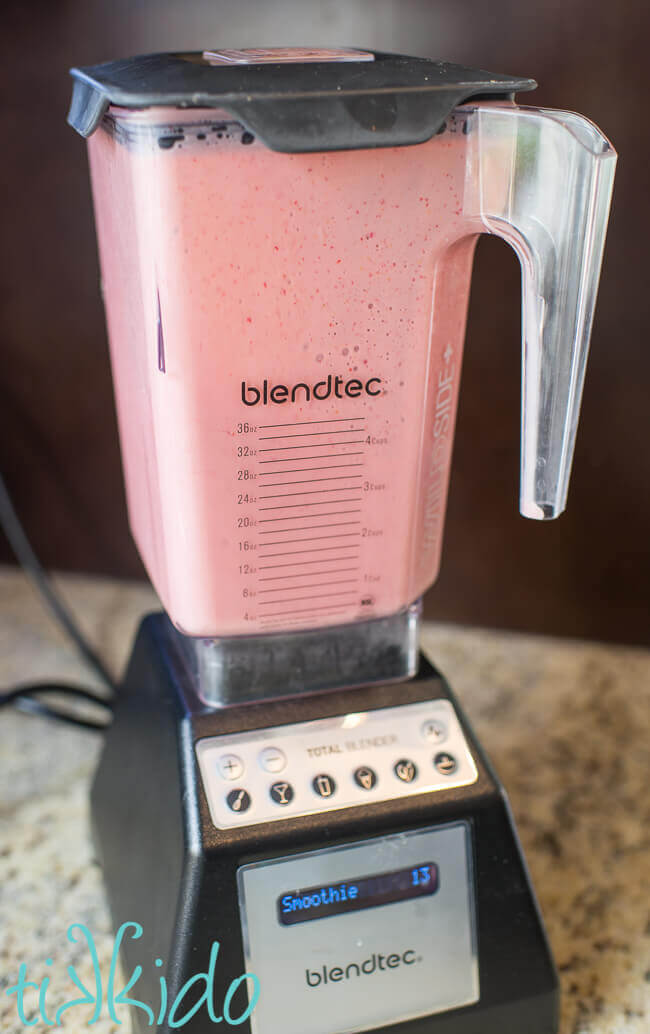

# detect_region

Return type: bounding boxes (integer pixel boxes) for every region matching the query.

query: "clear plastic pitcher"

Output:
[69,50,616,641]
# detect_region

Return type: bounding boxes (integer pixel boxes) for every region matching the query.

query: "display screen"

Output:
[277,862,438,926]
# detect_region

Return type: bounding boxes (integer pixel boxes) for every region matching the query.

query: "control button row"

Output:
[435,752,458,776]
[390,754,458,783]
[218,725,450,783]
[421,719,448,744]
[260,747,287,773]
[354,766,377,791]
[219,754,245,781]
[226,788,251,813]
[270,781,294,805]
[218,747,287,780]
[225,753,459,813]
[394,759,417,783]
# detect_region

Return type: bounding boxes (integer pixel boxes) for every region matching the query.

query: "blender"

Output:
[68,48,616,1034]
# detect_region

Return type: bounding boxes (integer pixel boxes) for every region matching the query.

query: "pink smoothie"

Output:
[87,106,483,637]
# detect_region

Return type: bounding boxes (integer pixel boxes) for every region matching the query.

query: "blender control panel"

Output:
[196,699,478,829]
[238,822,478,1034]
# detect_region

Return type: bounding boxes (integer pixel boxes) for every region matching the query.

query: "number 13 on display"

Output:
[411,866,432,886]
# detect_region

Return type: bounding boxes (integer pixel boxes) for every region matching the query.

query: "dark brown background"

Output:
[2,0,648,645]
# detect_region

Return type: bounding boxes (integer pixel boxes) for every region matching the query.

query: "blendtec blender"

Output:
[68,49,616,1034]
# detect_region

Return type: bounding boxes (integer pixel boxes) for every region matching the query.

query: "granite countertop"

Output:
[0,565,648,1033]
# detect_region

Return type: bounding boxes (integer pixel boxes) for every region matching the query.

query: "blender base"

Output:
[91,614,559,1034]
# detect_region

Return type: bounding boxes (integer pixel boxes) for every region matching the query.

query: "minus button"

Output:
[260,747,287,773]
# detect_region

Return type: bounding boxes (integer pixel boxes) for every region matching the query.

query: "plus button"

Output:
[218,754,245,781]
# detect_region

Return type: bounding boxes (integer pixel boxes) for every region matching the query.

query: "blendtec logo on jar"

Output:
[241,375,382,406]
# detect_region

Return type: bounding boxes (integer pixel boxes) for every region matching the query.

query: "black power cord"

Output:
[1,684,112,731]
[0,469,116,731]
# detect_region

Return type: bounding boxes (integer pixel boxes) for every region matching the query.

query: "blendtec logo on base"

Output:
[242,375,382,406]
[306,949,419,988]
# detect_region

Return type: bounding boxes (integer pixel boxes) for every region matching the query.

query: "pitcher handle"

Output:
[465,103,616,518]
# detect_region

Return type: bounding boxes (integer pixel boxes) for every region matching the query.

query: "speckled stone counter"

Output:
[0,566,648,1033]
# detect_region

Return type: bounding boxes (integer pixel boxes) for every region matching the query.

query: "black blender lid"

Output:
[68,48,536,152]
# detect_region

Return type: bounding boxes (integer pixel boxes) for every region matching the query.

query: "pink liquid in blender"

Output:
[87,107,482,637]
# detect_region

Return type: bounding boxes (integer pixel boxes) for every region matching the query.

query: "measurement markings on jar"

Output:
[260,537,361,548]
[258,464,364,475]
[259,556,361,570]
[260,475,364,488]
[258,539,361,552]
[259,605,353,620]
[259,547,361,560]
[231,416,375,626]
[258,430,368,441]
[259,524,362,536]
[258,418,366,429]
[257,537,359,554]
[259,527,361,538]
[259,441,366,451]
[259,610,350,628]
[258,453,365,463]
[257,510,359,521]
[260,487,362,500]
[258,579,359,594]
[259,567,359,581]
[260,500,362,512]
[259,592,359,606]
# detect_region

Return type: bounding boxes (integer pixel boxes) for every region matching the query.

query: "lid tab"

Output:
[202,47,375,64]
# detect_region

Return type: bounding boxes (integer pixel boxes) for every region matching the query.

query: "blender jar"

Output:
[69,50,615,697]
